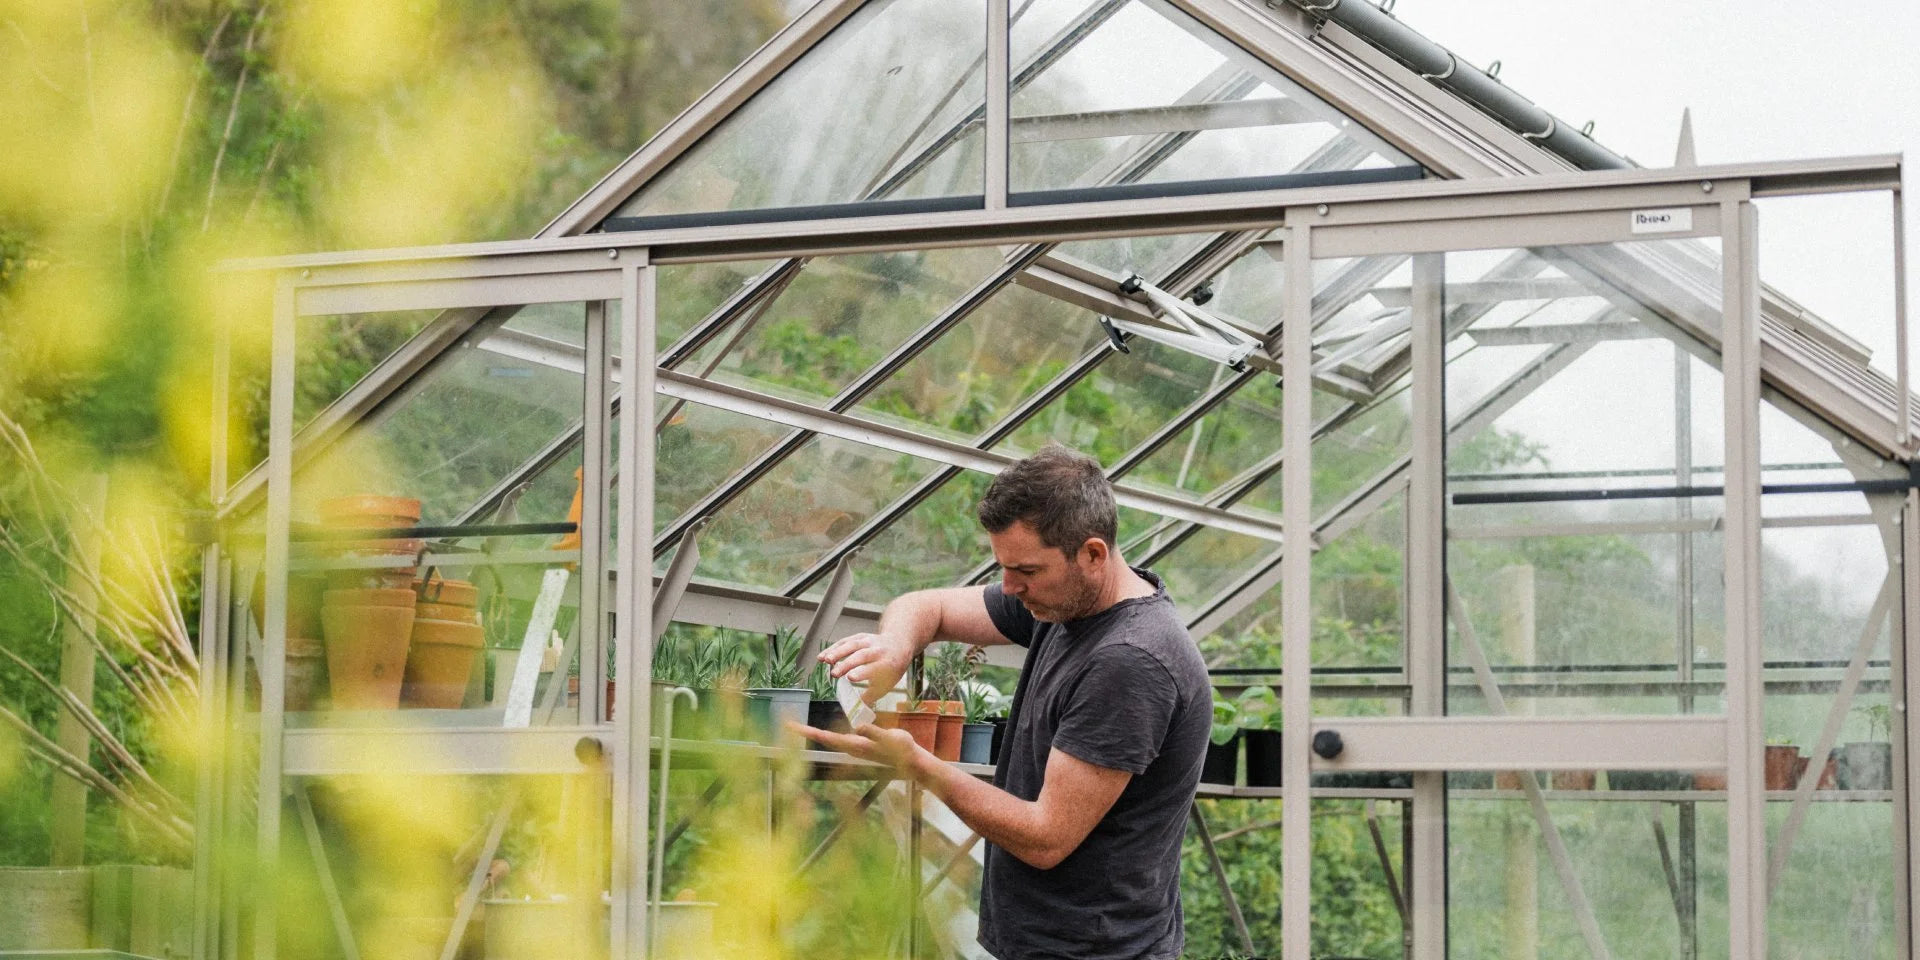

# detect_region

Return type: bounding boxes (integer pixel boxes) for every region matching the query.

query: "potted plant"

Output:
[922,643,982,762]
[1764,737,1801,791]
[805,660,847,733]
[1838,704,1893,791]
[1235,685,1283,787]
[1549,769,1597,791]
[958,683,1003,765]
[889,692,940,753]
[745,626,810,745]
[1201,688,1241,786]
[1606,769,1693,792]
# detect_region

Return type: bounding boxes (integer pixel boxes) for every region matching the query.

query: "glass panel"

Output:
[299,306,587,525]
[289,308,441,434]
[853,283,1108,441]
[655,259,782,352]
[998,335,1221,464]
[1008,0,1413,194]
[611,0,987,220]
[849,470,993,603]
[1125,373,1283,500]
[276,302,593,727]
[1759,397,1902,956]
[1440,243,1729,717]
[274,774,609,959]
[1446,792,1729,958]
[700,246,1006,406]
[694,434,943,590]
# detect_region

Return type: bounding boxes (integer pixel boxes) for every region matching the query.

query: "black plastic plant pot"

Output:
[1606,770,1694,791]
[807,699,848,734]
[1313,771,1412,790]
[1243,729,1284,787]
[1201,732,1241,786]
[988,718,1008,766]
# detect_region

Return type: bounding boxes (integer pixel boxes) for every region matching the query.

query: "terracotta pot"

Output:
[250,573,325,640]
[327,566,417,591]
[896,710,939,753]
[285,637,327,712]
[1693,770,1728,791]
[322,604,415,709]
[1550,770,1597,791]
[1495,770,1538,791]
[318,494,421,527]
[932,712,964,761]
[874,710,902,729]
[417,600,479,623]
[403,618,484,708]
[1817,753,1838,790]
[324,587,418,609]
[415,577,478,608]
[1764,744,1800,791]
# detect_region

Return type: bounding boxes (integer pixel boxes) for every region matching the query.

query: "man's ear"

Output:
[1080,536,1110,570]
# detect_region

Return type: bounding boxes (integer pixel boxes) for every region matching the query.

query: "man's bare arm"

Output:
[799,723,1130,871]
[819,586,1008,698]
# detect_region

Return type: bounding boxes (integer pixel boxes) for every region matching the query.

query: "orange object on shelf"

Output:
[551,467,584,552]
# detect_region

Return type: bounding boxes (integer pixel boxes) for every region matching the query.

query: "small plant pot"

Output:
[483,898,599,960]
[1764,744,1800,791]
[1495,770,1548,790]
[285,637,328,712]
[933,712,964,762]
[319,493,422,527]
[989,717,1007,765]
[1313,771,1412,790]
[1693,770,1728,791]
[417,600,479,623]
[251,572,326,640]
[415,576,478,608]
[1243,729,1283,787]
[1606,770,1694,792]
[1550,769,1597,791]
[960,722,994,764]
[808,699,848,733]
[403,618,485,708]
[326,566,419,592]
[0,868,91,949]
[1837,741,1892,790]
[1201,733,1240,786]
[322,604,415,709]
[746,688,810,745]
[323,587,419,609]
[896,710,940,753]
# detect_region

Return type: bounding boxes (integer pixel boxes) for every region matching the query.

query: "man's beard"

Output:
[1024,567,1102,623]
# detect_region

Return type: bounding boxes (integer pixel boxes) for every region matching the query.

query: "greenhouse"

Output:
[167,1,1915,959]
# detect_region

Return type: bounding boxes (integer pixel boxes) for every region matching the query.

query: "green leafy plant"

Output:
[807,659,836,701]
[924,642,972,702]
[752,625,806,688]
[1235,685,1280,732]
[689,636,751,691]
[1210,689,1239,746]
[1857,703,1892,741]
[960,683,1007,724]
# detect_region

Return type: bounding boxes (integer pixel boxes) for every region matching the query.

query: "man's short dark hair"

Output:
[976,444,1117,556]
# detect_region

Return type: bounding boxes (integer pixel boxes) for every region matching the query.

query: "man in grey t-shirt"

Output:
[800,445,1212,960]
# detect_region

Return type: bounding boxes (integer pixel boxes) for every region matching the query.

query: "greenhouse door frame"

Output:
[217,154,1910,960]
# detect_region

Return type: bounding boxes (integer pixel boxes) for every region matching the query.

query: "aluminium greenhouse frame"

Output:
[207,153,1914,960]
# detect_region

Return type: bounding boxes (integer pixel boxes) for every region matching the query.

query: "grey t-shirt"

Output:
[976,569,1211,960]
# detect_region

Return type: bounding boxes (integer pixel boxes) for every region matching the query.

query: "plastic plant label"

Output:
[836,674,876,730]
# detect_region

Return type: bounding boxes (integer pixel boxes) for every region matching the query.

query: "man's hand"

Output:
[817,632,913,703]
[791,721,922,771]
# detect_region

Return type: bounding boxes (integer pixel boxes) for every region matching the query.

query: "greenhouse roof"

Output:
[221,0,1913,651]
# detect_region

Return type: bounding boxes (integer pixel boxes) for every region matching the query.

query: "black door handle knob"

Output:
[1312,730,1345,759]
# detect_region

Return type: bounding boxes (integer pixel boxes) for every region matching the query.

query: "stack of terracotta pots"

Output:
[405,576,484,709]
[318,495,423,710]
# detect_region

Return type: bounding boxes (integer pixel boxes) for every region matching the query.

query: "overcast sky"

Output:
[1390,0,1917,372]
